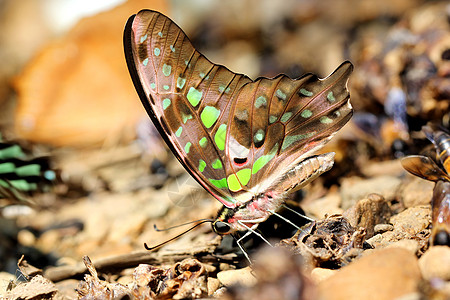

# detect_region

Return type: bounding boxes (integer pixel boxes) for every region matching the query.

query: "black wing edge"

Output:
[123,11,217,195]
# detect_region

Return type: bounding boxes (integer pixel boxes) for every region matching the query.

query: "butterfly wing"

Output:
[401,155,450,182]
[124,10,353,208]
[226,62,353,195]
[124,10,252,208]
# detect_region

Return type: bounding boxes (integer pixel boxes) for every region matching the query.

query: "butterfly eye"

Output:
[212,221,231,234]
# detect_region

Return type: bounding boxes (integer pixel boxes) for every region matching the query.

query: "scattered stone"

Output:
[343,193,391,238]
[374,223,394,234]
[340,176,402,209]
[207,277,221,296]
[384,239,419,255]
[390,206,431,238]
[418,246,450,281]
[311,268,336,283]
[318,248,421,300]
[400,177,434,208]
[217,267,256,287]
[365,233,384,247]
[222,246,317,300]
[54,279,79,299]
[17,229,36,247]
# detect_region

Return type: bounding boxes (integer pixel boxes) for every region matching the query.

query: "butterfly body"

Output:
[124,10,353,237]
[213,152,335,234]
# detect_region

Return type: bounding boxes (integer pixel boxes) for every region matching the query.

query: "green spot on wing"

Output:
[143,58,149,66]
[187,87,202,107]
[199,137,207,148]
[281,112,293,123]
[320,116,333,124]
[170,45,175,52]
[209,178,228,189]
[162,64,172,76]
[214,124,227,151]
[0,162,14,174]
[269,115,278,123]
[300,88,313,96]
[227,169,251,192]
[252,146,277,174]
[238,169,251,186]
[212,159,223,169]
[254,129,265,143]
[0,145,25,159]
[175,127,183,137]
[227,174,240,192]
[327,91,336,102]
[9,179,37,191]
[201,106,220,128]
[44,170,56,181]
[219,85,230,93]
[150,83,156,89]
[163,85,170,90]
[276,89,287,100]
[281,132,316,151]
[140,34,148,43]
[176,77,186,89]
[154,48,160,56]
[158,32,163,37]
[182,113,193,124]
[184,142,192,153]
[199,160,206,172]
[15,164,40,177]
[255,96,267,108]
[163,98,171,110]
[301,110,312,118]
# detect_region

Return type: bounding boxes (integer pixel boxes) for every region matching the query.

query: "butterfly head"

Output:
[212,206,236,235]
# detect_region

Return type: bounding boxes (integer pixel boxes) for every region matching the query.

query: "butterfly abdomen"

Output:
[431,181,450,246]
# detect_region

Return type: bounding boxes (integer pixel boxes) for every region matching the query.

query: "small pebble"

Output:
[207,277,221,296]
[419,246,450,281]
[385,239,419,255]
[374,224,394,234]
[311,268,336,283]
[217,266,256,287]
[17,229,36,247]
[319,248,421,300]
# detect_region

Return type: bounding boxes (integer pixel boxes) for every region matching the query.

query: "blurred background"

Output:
[0,0,449,292]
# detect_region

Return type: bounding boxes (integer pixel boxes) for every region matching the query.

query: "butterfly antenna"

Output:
[144,220,212,251]
[153,218,213,231]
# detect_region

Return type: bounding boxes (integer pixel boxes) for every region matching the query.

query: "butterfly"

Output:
[123,10,353,255]
[401,125,450,246]
[0,137,56,205]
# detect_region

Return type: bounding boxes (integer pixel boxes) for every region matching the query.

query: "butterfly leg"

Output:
[232,234,252,264]
[281,204,315,222]
[237,221,273,247]
[267,209,302,230]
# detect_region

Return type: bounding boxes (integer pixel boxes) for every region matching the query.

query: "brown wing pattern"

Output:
[226,62,353,193]
[125,10,353,205]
